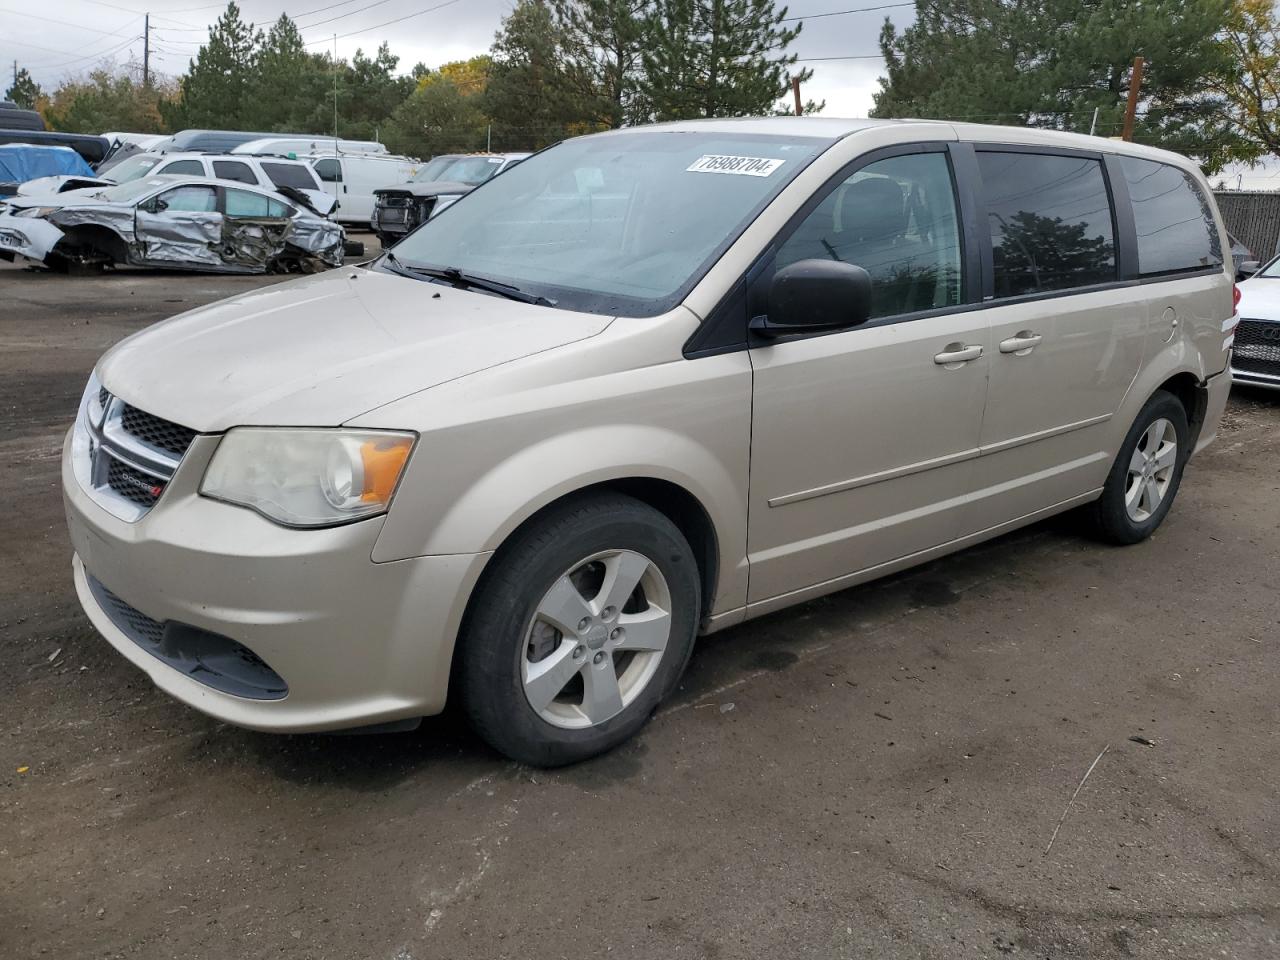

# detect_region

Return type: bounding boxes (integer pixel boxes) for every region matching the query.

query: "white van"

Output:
[233,137,389,158]
[307,154,420,227]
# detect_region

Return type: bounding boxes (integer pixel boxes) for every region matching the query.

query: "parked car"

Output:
[0,99,46,131]
[0,144,95,197]
[233,136,389,157]
[0,130,110,165]
[0,175,343,273]
[63,119,1233,766]
[161,129,321,154]
[17,151,335,217]
[308,153,422,227]
[371,152,528,245]
[1231,254,1280,390]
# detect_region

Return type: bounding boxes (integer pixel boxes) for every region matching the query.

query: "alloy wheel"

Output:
[1125,417,1178,523]
[521,549,672,730]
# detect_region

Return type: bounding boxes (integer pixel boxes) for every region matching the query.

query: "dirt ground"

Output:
[2,249,1278,960]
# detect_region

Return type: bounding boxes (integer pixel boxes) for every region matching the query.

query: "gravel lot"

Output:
[2,249,1278,960]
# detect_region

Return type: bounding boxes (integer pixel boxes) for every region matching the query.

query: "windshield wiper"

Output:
[379,252,553,306]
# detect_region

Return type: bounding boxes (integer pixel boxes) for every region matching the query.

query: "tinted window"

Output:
[261,161,319,190]
[159,159,204,176]
[156,185,216,213]
[313,158,341,183]
[978,151,1116,297]
[1120,157,1223,275]
[777,152,963,318]
[212,160,256,184]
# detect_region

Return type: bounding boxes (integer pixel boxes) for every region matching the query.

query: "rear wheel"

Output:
[1088,390,1189,544]
[457,493,700,766]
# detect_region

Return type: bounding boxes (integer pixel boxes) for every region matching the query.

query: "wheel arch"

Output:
[1153,371,1209,449]
[52,223,129,266]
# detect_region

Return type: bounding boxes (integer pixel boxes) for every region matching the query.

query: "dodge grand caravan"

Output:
[64,119,1235,766]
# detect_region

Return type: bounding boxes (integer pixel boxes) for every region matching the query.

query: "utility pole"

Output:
[332,33,339,147]
[142,13,150,88]
[1121,55,1144,142]
[791,75,802,116]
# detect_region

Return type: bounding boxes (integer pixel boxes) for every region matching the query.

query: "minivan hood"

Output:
[98,267,615,432]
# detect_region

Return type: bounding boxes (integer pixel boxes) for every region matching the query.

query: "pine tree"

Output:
[164,1,261,130]
[5,68,42,110]
[640,0,808,120]
[551,0,649,127]
[872,0,1245,170]
[251,14,329,132]
[483,0,595,149]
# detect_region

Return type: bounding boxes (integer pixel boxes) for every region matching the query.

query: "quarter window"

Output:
[776,152,964,319]
[212,160,256,184]
[1119,157,1223,276]
[977,151,1116,297]
[225,189,291,218]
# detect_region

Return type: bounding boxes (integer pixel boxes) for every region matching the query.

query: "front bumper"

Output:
[63,430,490,732]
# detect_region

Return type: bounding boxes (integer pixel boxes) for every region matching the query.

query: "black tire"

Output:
[1087,390,1189,545]
[457,493,700,767]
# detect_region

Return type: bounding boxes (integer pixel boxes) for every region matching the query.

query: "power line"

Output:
[782,1,915,20]
[0,6,141,35]
[301,0,465,45]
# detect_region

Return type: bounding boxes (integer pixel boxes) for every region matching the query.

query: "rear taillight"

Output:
[1233,283,1242,311]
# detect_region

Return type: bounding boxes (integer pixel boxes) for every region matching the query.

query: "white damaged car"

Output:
[0,175,344,274]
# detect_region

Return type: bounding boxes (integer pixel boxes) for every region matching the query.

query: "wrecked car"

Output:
[371,152,528,246]
[0,175,344,274]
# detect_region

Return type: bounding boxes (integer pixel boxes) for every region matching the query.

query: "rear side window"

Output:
[212,160,256,184]
[223,189,289,218]
[312,159,342,183]
[1119,157,1223,276]
[158,159,204,176]
[261,161,320,191]
[977,151,1116,297]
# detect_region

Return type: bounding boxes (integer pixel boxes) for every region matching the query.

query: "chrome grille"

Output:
[1233,319,1280,379]
[74,384,196,522]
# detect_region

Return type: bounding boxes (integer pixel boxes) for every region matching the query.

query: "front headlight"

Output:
[13,206,57,218]
[200,428,416,528]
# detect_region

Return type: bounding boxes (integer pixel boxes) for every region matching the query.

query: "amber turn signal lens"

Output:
[360,438,414,503]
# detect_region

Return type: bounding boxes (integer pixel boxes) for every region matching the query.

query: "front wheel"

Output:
[1088,390,1189,544]
[457,493,700,766]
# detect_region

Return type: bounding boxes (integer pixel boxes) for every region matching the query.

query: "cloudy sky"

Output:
[5,0,915,117]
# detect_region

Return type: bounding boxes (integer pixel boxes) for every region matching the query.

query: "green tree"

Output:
[640,0,808,120]
[164,1,261,130]
[384,73,488,157]
[5,67,42,110]
[872,0,1244,170]
[551,0,650,127]
[484,0,595,149]
[251,14,330,132]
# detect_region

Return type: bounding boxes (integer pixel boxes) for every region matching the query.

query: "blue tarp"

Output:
[0,143,96,184]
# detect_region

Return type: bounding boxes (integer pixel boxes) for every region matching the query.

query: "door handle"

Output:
[999,332,1043,355]
[934,343,983,365]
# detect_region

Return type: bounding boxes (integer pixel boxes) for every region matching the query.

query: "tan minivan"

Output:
[64,119,1235,765]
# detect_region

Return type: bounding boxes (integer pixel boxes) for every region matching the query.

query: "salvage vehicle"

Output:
[1232,254,1280,390]
[65,119,1234,766]
[308,152,422,228]
[1,175,343,273]
[0,144,96,197]
[370,152,528,245]
[16,151,335,217]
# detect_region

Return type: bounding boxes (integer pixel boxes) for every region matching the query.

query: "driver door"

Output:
[134,184,222,266]
[747,146,990,605]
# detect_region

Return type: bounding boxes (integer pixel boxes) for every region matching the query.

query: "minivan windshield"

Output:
[104,154,161,184]
[387,131,830,316]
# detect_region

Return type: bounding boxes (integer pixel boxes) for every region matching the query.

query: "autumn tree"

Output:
[1212,0,1280,160]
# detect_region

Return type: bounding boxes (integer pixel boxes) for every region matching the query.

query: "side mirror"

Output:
[751,259,873,338]
[1239,259,1260,278]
